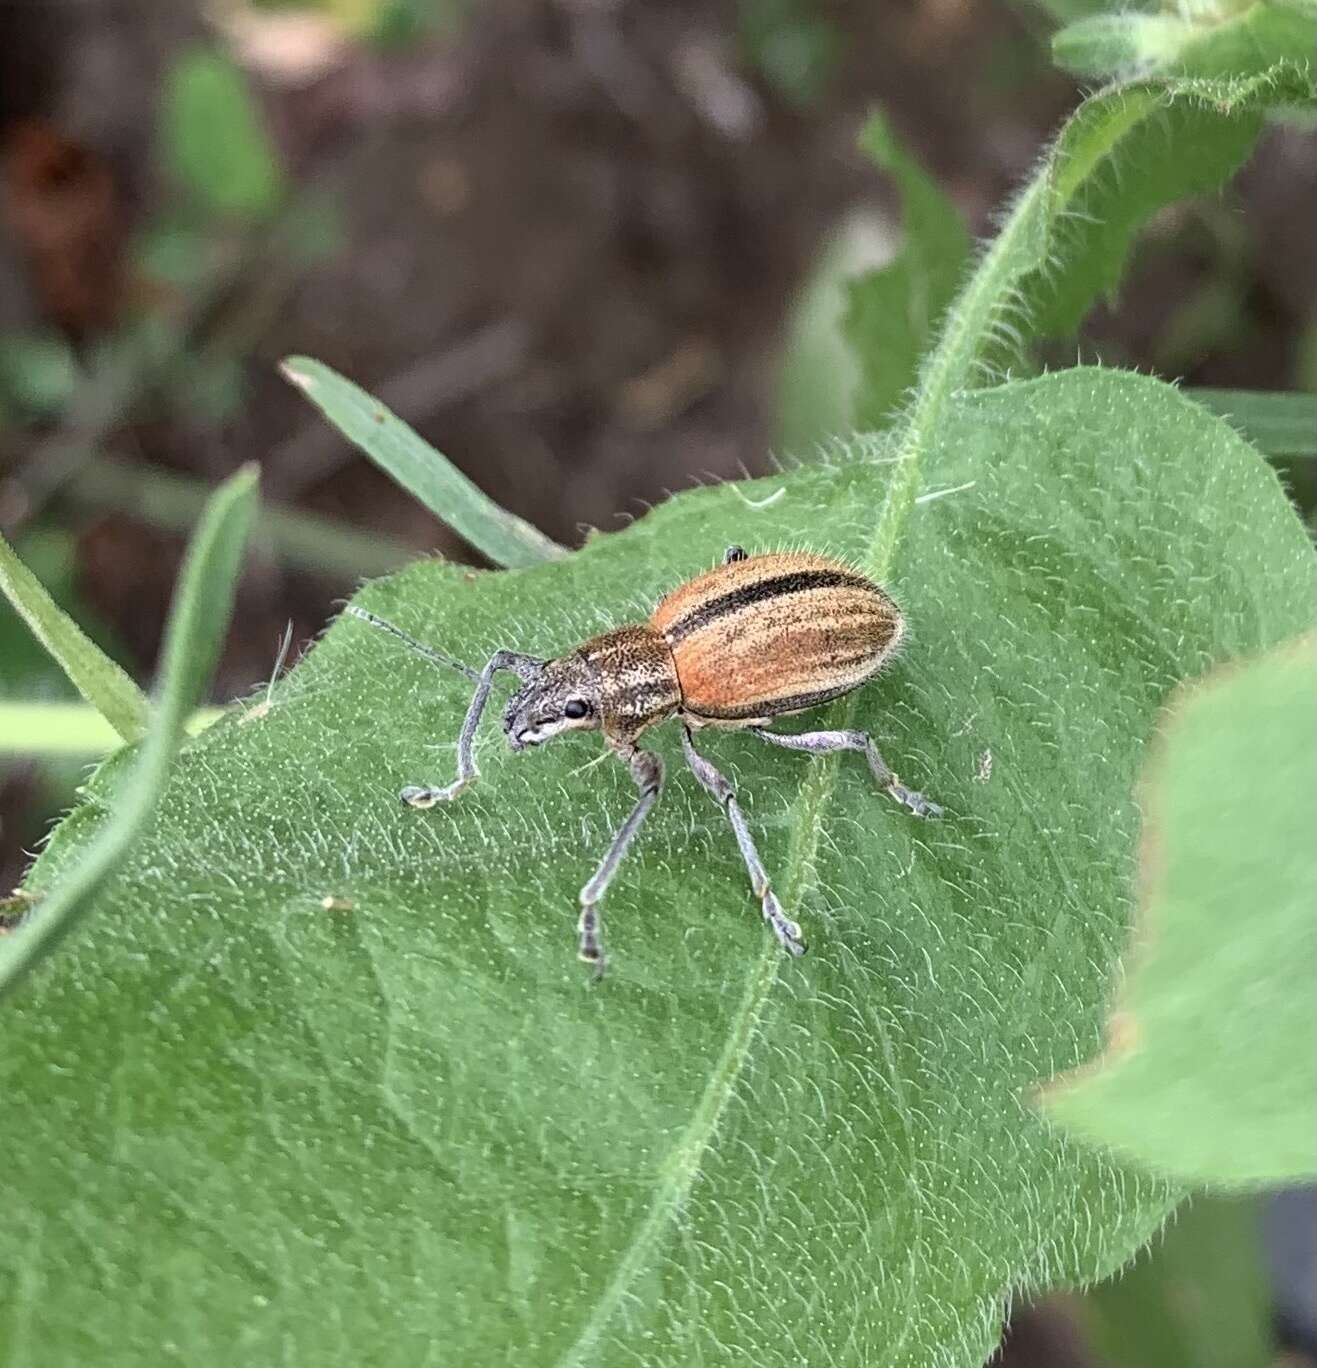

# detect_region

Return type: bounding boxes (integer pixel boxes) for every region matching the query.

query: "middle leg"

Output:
[577,746,664,977]
[681,727,806,957]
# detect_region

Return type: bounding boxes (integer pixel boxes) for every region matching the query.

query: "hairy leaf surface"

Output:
[2,371,1312,1367]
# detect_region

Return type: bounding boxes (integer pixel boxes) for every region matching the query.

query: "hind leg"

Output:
[752,727,943,818]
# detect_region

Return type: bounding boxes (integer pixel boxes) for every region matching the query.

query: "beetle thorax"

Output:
[578,626,681,744]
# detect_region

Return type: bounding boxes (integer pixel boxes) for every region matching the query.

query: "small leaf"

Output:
[280,355,567,568]
[1185,387,1317,457]
[867,66,1314,475]
[1028,89,1261,340]
[842,111,970,429]
[0,331,78,417]
[777,217,888,450]
[1042,636,1317,1185]
[163,48,284,218]
[0,466,258,1003]
[1053,4,1317,81]
[738,0,842,107]
[962,65,1316,371]
[0,530,148,743]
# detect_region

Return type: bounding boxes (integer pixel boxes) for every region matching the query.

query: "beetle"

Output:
[348,546,941,975]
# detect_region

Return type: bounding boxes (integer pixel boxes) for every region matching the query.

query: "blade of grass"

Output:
[0,465,258,1003]
[280,355,567,568]
[67,456,414,580]
[1185,388,1317,458]
[0,531,149,744]
[0,702,225,756]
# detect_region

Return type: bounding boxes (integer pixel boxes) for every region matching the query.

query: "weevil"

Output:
[348,547,942,975]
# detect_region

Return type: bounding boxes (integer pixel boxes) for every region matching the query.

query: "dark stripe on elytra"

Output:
[685,678,861,722]
[664,569,874,645]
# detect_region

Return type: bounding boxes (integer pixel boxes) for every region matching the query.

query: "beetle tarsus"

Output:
[887,780,943,819]
[400,782,467,808]
[578,909,607,980]
[763,888,807,956]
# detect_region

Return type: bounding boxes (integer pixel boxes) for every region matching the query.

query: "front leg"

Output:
[681,728,806,957]
[752,726,943,818]
[577,747,664,977]
[401,649,543,808]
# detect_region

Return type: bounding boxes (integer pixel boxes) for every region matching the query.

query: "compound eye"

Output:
[564,699,589,720]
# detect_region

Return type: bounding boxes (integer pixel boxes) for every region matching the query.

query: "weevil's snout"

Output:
[503,656,601,751]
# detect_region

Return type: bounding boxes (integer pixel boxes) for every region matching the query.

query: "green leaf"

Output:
[955,65,1316,368]
[0,467,257,1002]
[842,111,970,429]
[0,331,78,418]
[1054,4,1317,81]
[3,370,1312,1362]
[280,355,568,568]
[163,47,284,218]
[1185,387,1317,457]
[1023,89,1262,343]
[1042,636,1317,1186]
[776,217,891,450]
[1078,1195,1273,1368]
[738,0,843,107]
[860,67,1312,448]
[0,530,149,743]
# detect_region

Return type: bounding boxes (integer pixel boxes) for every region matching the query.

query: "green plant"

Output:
[1,47,1314,1368]
[1043,637,1317,1185]
[163,47,284,220]
[1079,1194,1275,1368]
[1050,0,1316,82]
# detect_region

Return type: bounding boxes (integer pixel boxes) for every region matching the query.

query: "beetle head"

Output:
[503,654,601,751]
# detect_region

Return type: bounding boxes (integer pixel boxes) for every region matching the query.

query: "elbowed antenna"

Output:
[344,604,480,682]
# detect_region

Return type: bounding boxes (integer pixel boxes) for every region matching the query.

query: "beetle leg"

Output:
[751,727,943,818]
[577,747,664,977]
[400,649,543,808]
[681,727,806,957]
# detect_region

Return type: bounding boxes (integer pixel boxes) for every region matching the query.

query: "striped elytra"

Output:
[649,550,903,726]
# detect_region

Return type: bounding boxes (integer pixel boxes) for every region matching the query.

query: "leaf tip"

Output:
[279,356,316,392]
[219,463,262,507]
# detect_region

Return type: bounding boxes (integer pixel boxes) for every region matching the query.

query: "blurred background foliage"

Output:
[0,1,1313,1364]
